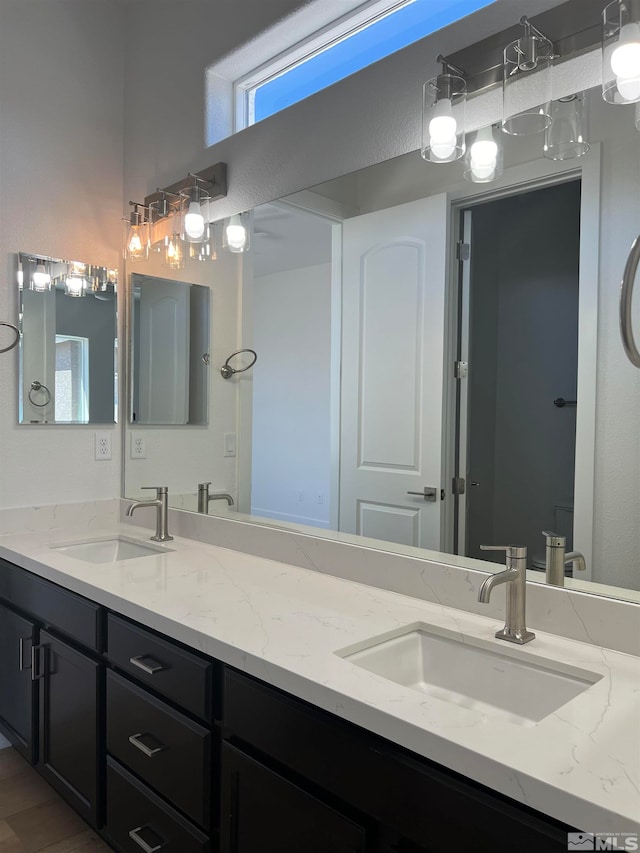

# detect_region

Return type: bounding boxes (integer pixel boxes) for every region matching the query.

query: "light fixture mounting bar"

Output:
[144,162,228,219]
[444,0,603,95]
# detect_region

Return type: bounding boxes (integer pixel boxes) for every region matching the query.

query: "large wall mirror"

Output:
[123,84,640,602]
[19,253,118,425]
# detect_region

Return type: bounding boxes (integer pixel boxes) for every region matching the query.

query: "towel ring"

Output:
[28,381,52,408]
[0,322,19,354]
[620,233,640,368]
[220,349,257,380]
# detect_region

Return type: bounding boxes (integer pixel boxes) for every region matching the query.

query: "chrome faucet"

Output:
[477,545,535,644]
[542,531,586,587]
[197,482,234,514]
[127,486,173,542]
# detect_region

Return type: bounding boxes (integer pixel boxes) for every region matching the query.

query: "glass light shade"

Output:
[162,232,187,270]
[189,220,217,262]
[123,214,149,262]
[65,276,86,297]
[421,75,466,163]
[503,35,553,135]
[17,261,24,290]
[181,192,209,244]
[464,126,504,183]
[31,261,52,292]
[223,213,251,253]
[603,1,640,103]
[544,94,590,161]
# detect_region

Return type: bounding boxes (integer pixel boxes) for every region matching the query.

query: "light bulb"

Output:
[617,75,640,101]
[226,215,247,251]
[65,276,85,297]
[128,229,143,256]
[611,23,640,79]
[32,262,51,291]
[184,201,205,240]
[429,98,457,142]
[17,262,24,290]
[470,136,498,179]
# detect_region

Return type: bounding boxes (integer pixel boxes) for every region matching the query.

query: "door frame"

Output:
[443,146,601,579]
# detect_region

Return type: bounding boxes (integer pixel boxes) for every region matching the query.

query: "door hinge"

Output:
[454,361,468,379]
[452,477,466,496]
[456,242,470,261]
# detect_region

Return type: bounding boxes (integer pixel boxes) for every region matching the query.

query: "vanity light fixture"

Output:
[31,260,52,292]
[223,213,251,253]
[123,202,149,262]
[502,17,554,136]
[181,178,208,243]
[603,0,640,103]
[464,125,503,183]
[421,56,467,163]
[64,262,89,297]
[544,94,590,160]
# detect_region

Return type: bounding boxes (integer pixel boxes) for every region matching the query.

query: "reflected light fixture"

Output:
[32,260,52,292]
[464,125,503,183]
[421,56,467,163]
[503,17,554,136]
[123,202,149,261]
[544,94,590,160]
[603,1,640,103]
[65,262,88,297]
[223,213,250,253]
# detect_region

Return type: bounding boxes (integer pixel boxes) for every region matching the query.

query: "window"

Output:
[236,0,497,129]
[55,335,89,423]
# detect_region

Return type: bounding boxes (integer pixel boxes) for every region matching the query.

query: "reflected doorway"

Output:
[456,180,582,573]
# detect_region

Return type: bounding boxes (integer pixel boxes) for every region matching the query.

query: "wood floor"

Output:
[0,749,110,853]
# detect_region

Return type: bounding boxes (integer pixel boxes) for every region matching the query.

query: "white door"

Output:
[138,280,190,424]
[340,194,449,549]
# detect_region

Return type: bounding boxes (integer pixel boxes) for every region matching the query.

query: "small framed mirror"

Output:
[18,253,118,425]
[129,273,210,425]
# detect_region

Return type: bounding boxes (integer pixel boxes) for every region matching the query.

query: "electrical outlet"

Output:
[94,431,112,461]
[131,434,146,459]
[316,494,324,505]
[297,491,304,502]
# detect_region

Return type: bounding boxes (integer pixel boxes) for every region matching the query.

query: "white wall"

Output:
[251,263,332,527]
[0,0,124,508]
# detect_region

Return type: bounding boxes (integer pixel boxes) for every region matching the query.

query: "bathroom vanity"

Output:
[0,525,637,852]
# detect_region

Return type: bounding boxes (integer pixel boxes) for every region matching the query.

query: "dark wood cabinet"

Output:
[0,600,37,762]
[220,743,367,853]
[37,629,102,828]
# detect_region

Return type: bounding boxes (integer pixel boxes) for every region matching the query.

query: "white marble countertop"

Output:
[0,524,638,835]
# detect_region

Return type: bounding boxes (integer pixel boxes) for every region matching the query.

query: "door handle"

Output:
[18,636,32,671]
[31,644,46,681]
[128,826,167,853]
[406,487,437,502]
[128,732,166,758]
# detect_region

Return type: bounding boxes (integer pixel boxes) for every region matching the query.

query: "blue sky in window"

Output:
[254,0,497,122]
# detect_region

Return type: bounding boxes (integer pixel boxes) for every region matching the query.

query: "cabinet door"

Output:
[0,601,36,762]
[37,629,101,828]
[221,744,366,853]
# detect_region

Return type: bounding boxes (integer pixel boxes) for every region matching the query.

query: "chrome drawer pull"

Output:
[129,655,166,675]
[128,732,166,758]
[129,826,166,853]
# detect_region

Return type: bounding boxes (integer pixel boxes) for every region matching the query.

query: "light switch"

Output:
[224,433,237,457]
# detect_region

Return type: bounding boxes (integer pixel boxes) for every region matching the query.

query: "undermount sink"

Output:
[52,536,171,564]
[336,623,602,726]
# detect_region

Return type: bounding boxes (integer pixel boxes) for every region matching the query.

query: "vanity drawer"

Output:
[0,559,103,652]
[107,670,212,829]
[106,757,211,853]
[107,613,214,722]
